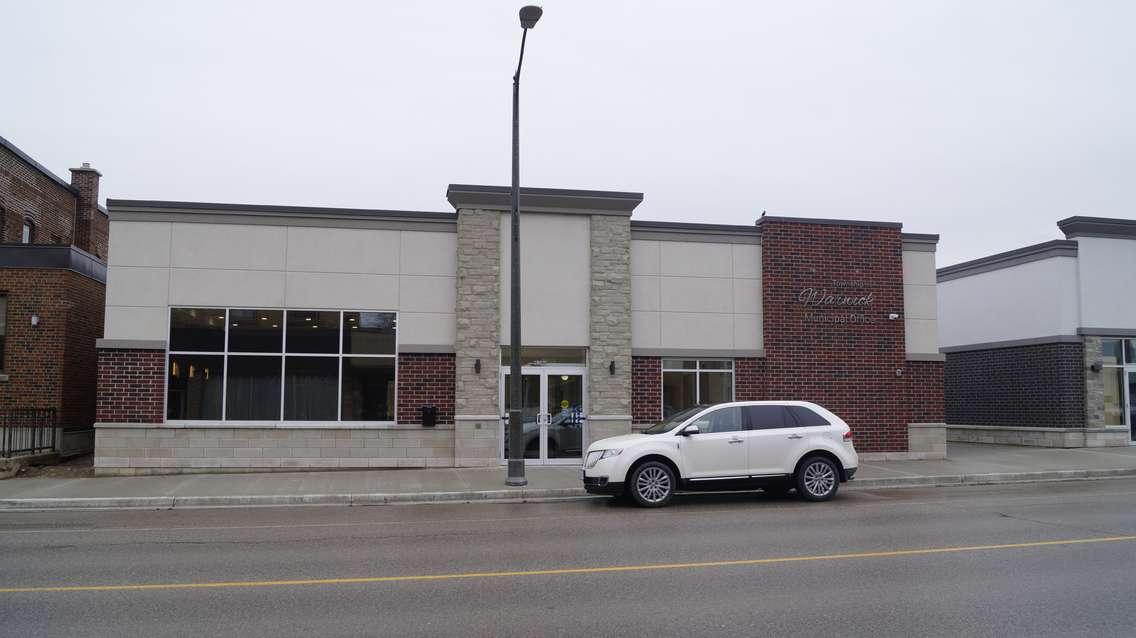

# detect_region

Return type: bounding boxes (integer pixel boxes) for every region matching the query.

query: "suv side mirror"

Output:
[679,424,700,436]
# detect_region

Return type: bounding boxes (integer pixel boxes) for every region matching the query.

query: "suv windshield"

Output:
[642,405,708,434]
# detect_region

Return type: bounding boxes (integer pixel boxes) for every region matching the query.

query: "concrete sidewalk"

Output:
[2,443,1136,510]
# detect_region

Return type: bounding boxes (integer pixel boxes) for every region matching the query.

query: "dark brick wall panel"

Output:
[907,360,945,423]
[945,343,1084,428]
[396,353,455,425]
[96,348,165,423]
[631,356,660,424]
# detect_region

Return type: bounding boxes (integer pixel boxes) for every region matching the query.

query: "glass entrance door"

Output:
[1128,370,1135,442]
[501,366,587,464]
[503,373,541,459]
[546,373,585,459]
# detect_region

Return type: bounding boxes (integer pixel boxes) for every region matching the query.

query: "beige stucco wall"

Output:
[1075,236,1136,330]
[902,249,940,356]
[498,212,591,347]
[103,220,457,348]
[630,239,762,352]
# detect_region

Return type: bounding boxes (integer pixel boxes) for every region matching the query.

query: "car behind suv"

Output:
[582,401,858,507]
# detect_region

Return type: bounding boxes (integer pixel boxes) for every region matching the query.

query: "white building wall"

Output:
[630,239,762,351]
[1074,236,1136,330]
[103,220,457,348]
[937,256,1080,348]
[498,213,591,347]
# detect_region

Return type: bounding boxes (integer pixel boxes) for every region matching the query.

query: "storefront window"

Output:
[662,359,734,417]
[167,308,397,422]
[1101,339,1124,366]
[1100,338,1133,429]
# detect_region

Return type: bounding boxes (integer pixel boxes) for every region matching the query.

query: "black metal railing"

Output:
[1,409,58,459]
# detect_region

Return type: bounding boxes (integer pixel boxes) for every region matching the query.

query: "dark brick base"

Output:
[396,352,455,425]
[945,343,1084,428]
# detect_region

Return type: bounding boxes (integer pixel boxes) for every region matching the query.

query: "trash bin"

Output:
[421,405,437,428]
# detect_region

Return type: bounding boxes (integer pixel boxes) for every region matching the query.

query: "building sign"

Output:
[797,280,876,325]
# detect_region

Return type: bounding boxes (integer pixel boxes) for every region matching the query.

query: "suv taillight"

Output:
[843,430,853,441]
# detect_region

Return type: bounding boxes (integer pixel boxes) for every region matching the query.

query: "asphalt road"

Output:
[2,479,1136,637]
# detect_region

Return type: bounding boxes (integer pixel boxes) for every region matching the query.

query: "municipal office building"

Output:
[93,185,945,474]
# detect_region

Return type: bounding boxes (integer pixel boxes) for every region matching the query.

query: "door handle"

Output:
[728,437,744,444]
[787,434,803,440]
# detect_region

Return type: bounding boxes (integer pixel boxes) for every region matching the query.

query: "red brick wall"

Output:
[733,357,763,401]
[96,348,165,423]
[757,219,909,452]
[631,356,661,424]
[1,144,78,245]
[59,273,105,431]
[0,269,105,430]
[69,168,107,258]
[396,353,455,425]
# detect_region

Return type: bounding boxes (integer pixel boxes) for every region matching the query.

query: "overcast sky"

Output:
[4,1,1133,266]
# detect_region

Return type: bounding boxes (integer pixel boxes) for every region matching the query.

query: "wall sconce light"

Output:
[474,359,482,374]
[887,312,900,321]
[30,314,40,327]
[1090,361,1103,373]
[609,360,616,375]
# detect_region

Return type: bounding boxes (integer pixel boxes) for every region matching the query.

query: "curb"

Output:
[1,468,1135,511]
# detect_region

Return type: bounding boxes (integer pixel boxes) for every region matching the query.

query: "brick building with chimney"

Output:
[0,134,107,457]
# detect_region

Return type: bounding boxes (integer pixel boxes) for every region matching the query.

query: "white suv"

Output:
[582,401,858,507]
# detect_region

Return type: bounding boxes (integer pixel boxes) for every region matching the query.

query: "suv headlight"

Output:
[584,449,622,469]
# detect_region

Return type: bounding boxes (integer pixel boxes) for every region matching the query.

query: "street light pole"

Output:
[506,5,543,487]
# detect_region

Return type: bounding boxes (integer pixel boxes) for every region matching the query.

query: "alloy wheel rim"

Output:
[636,466,671,503]
[803,461,836,497]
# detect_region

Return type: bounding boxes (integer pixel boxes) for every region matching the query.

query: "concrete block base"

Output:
[587,417,631,449]
[95,424,457,475]
[907,423,947,459]
[947,424,1130,448]
[453,416,501,468]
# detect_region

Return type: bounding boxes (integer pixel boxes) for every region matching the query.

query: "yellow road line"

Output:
[2,535,1134,594]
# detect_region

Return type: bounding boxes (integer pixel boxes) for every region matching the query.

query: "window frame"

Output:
[165,307,398,426]
[21,218,34,244]
[660,358,735,417]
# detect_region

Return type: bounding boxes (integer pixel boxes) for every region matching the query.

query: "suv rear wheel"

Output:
[796,456,839,502]
[629,461,676,507]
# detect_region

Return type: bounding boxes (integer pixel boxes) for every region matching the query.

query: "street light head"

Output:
[519,5,543,29]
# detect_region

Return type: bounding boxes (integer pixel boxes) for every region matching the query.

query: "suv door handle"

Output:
[787,434,803,440]
[728,437,744,444]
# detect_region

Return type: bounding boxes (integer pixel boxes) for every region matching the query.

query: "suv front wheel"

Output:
[796,456,839,502]
[629,461,676,507]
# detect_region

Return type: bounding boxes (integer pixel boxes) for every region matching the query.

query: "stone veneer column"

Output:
[587,215,633,445]
[453,208,502,466]
[1083,336,1104,428]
